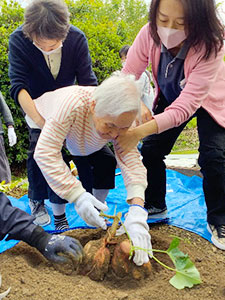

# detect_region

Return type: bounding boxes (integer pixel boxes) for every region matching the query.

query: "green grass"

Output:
[0,177,28,195]
[185,118,197,129]
[170,149,198,155]
[171,118,199,154]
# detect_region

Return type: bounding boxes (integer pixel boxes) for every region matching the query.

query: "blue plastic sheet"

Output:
[0,169,211,253]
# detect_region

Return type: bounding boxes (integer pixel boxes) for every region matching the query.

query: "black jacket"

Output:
[0,192,36,243]
[9,25,97,104]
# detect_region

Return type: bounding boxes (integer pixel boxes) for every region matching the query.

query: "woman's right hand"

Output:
[117,119,159,155]
[116,127,142,155]
[135,101,153,126]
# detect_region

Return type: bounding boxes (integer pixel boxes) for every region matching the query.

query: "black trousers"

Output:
[27,129,116,204]
[141,95,225,225]
[0,135,11,183]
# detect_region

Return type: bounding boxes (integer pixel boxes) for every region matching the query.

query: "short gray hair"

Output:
[23,0,70,41]
[93,73,141,118]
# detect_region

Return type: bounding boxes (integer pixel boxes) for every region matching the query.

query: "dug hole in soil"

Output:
[0,224,225,300]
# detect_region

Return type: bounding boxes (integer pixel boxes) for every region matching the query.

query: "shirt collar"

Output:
[161,41,190,60]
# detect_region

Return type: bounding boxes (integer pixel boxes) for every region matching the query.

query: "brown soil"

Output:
[0,224,225,300]
[2,152,222,300]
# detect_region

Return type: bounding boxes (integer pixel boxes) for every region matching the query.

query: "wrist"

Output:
[137,119,158,139]
[34,116,45,129]
[28,226,51,252]
[130,204,148,213]
[130,197,144,207]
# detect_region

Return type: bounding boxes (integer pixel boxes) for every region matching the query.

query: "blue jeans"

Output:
[141,95,225,225]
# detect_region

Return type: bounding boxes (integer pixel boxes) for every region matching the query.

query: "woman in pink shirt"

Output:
[119,0,225,250]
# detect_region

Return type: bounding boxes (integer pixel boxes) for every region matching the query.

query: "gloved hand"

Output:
[41,235,83,264]
[7,127,17,147]
[75,192,108,230]
[28,226,83,264]
[116,204,152,266]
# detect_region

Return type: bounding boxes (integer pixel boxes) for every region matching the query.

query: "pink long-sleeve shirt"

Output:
[33,85,147,203]
[122,23,225,133]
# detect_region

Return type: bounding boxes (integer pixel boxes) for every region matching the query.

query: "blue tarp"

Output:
[0,169,211,253]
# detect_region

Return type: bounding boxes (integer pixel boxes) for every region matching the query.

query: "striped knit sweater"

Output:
[33,85,147,203]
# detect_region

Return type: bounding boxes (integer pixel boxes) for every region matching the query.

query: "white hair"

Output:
[93,73,141,117]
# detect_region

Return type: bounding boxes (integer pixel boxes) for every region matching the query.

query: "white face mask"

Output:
[33,42,63,55]
[157,26,186,49]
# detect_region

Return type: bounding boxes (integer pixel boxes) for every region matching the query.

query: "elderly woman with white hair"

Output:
[30,74,151,266]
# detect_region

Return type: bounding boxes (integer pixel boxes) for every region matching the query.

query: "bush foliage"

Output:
[0,0,148,165]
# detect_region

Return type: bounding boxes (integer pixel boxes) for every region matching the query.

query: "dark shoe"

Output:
[147,206,168,219]
[207,223,225,250]
[29,199,51,226]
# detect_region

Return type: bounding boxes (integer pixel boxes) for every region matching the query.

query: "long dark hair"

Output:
[149,0,224,59]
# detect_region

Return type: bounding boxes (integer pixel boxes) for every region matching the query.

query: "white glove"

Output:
[7,127,17,147]
[75,192,108,230]
[116,205,152,266]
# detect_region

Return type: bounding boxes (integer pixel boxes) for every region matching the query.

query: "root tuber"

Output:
[78,212,122,281]
[79,212,152,281]
[79,238,110,281]
[112,239,152,280]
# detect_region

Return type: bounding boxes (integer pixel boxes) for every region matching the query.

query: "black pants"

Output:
[27,129,116,204]
[0,135,11,183]
[72,146,117,193]
[141,96,225,225]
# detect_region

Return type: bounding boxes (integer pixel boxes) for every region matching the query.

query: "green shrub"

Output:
[0,0,148,166]
[67,0,148,82]
[0,0,28,164]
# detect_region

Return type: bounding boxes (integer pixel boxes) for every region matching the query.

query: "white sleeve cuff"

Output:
[64,184,86,203]
[25,115,41,129]
[126,184,145,203]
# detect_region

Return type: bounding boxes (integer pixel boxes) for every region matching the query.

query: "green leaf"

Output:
[167,237,180,252]
[166,238,202,289]
[169,263,202,289]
